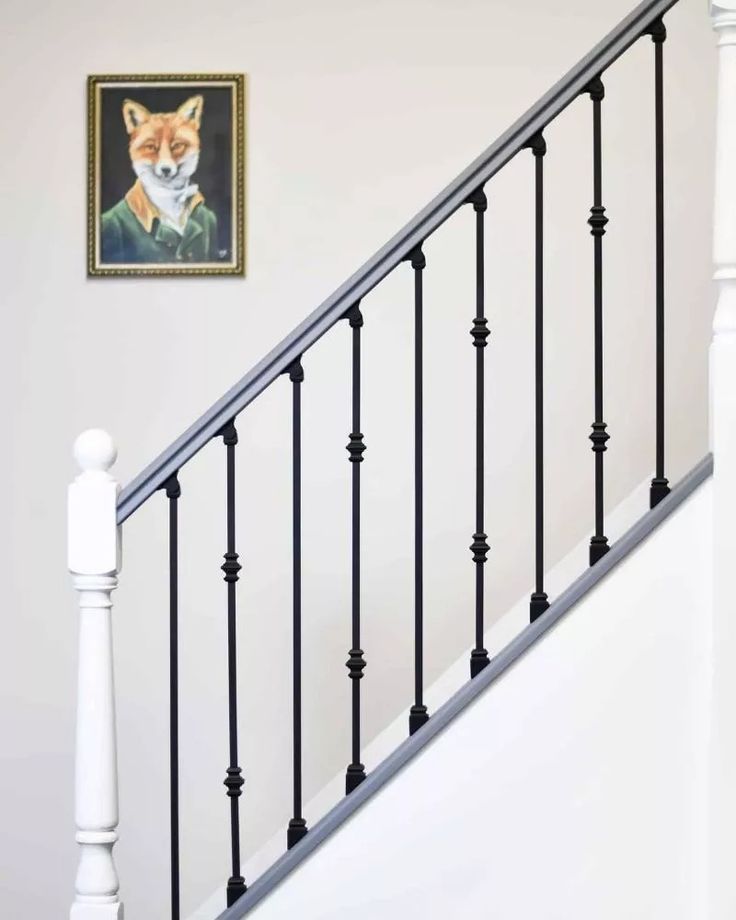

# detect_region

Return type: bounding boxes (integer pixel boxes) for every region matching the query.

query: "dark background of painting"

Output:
[99,84,234,259]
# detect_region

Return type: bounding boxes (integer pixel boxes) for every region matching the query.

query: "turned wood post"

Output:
[709,3,736,917]
[68,429,124,919]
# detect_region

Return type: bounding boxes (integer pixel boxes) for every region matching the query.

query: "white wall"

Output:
[248,479,713,920]
[0,0,715,917]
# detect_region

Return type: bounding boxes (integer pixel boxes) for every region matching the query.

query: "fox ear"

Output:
[122,99,151,134]
[177,95,203,128]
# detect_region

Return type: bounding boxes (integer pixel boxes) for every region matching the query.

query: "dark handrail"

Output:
[117,0,678,524]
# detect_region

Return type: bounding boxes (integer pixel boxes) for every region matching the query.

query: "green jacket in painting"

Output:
[100,179,220,265]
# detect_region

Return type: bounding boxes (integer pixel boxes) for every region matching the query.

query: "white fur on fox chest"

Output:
[134,151,200,234]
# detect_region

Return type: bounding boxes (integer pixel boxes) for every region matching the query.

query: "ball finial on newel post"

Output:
[73,429,118,476]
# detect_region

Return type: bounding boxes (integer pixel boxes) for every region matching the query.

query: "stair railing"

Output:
[68,0,704,916]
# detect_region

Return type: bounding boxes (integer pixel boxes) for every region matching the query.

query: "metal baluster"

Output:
[466,188,491,677]
[405,244,430,735]
[160,474,181,920]
[219,421,246,906]
[287,358,309,847]
[168,481,181,920]
[345,305,367,793]
[526,132,550,623]
[647,17,670,508]
[586,76,611,565]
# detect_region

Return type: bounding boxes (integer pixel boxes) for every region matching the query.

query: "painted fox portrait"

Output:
[100,94,221,265]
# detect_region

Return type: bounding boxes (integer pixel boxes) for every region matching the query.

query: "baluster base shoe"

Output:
[226,877,247,907]
[287,818,309,849]
[345,763,367,794]
[589,537,610,566]
[409,705,430,736]
[529,592,550,623]
[650,477,670,509]
[470,648,490,678]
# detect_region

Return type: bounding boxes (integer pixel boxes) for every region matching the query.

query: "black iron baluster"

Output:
[344,305,367,793]
[219,421,246,906]
[466,188,491,677]
[647,17,670,508]
[286,358,309,848]
[526,132,550,623]
[404,244,430,735]
[159,474,181,920]
[586,76,611,565]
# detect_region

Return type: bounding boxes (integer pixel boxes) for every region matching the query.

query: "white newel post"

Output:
[710,3,736,918]
[68,429,124,919]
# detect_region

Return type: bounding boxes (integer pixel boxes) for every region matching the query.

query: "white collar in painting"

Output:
[139,176,200,235]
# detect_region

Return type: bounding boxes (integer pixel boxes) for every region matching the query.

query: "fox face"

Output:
[122,95,203,188]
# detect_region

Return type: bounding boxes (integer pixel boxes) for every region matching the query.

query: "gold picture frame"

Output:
[88,73,246,277]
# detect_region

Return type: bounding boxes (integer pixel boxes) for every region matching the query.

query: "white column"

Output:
[710,4,736,918]
[68,430,124,919]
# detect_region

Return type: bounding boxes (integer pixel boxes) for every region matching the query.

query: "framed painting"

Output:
[88,73,245,277]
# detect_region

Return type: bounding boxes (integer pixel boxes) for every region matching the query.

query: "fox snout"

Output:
[155,161,177,180]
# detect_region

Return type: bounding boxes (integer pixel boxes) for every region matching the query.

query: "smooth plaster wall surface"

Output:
[0,0,715,917]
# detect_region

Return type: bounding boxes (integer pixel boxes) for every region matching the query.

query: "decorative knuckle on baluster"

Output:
[589,421,610,452]
[470,317,490,347]
[470,532,490,563]
[219,420,238,446]
[346,648,366,679]
[465,187,487,212]
[346,432,366,462]
[524,131,546,157]
[221,551,241,582]
[645,17,666,43]
[403,244,426,271]
[584,75,605,101]
[223,766,244,797]
[588,205,608,236]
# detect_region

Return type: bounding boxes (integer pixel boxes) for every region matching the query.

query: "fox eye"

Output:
[141,141,158,153]
[171,140,188,155]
